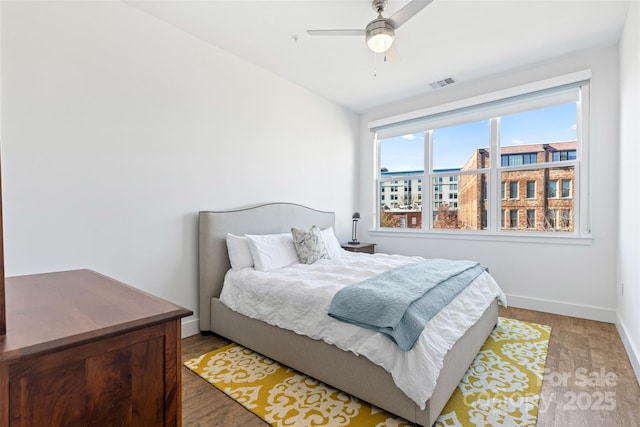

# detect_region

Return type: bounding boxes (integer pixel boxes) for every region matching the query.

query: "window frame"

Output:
[371,70,591,243]
[509,181,519,200]
[509,209,519,228]
[562,179,572,198]
[548,179,558,198]
[526,209,536,229]
[526,180,536,199]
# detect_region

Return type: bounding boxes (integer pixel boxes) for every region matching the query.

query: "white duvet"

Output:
[219,251,506,409]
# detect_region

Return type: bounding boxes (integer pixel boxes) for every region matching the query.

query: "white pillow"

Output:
[321,227,343,259]
[291,226,329,264]
[246,232,299,271]
[226,233,254,269]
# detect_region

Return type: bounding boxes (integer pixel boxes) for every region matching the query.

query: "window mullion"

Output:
[424,130,433,230]
[489,117,500,232]
[577,83,589,235]
[374,132,381,229]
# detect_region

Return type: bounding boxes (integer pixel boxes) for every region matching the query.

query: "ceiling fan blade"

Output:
[385,43,401,64]
[387,0,434,29]
[307,29,366,36]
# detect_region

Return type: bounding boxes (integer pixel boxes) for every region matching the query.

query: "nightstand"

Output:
[341,242,376,254]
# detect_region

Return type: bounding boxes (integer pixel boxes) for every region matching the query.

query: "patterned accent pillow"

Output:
[291,225,329,264]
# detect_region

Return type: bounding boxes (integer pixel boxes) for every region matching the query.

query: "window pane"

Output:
[562,179,571,198]
[380,177,422,229]
[509,210,518,228]
[500,102,577,148]
[553,150,577,162]
[501,166,574,232]
[561,210,572,229]
[509,182,519,199]
[501,153,538,166]
[526,209,536,228]
[433,173,488,230]
[379,132,425,230]
[547,209,558,229]
[433,121,490,171]
[548,180,557,198]
[526,181,536,198]
[379,132,425,174]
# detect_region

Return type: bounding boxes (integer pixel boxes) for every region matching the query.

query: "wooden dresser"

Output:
[0,269,192,426]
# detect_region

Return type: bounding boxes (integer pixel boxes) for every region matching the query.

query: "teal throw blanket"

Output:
[328,259,487,351]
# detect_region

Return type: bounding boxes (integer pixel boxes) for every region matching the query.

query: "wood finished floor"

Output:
[181,306,640,426]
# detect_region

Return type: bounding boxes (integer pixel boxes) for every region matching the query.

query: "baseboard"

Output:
[615,315,640,385]
[505,294,616,323]
[181,317,201,338]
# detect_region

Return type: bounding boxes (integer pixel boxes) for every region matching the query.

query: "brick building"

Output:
[458,141,576,231]
[380,141,576,231]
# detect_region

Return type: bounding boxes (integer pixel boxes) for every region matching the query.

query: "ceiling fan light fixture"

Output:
[366,19,395,53]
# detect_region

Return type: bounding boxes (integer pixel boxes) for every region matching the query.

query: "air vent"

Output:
[429,77,455,89]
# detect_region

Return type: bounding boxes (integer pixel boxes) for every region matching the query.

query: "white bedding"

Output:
[219,251,506,409]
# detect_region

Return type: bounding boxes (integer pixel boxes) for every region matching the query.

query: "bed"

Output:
[199,202,502,426]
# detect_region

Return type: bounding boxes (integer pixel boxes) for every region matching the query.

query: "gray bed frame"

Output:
[198,202,498,426]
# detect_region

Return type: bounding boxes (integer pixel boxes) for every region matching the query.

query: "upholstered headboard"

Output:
[198,203,335,331]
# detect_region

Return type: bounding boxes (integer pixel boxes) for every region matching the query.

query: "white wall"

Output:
[359,46,620,323]
[0,1,358,336]
[617,1,640,381]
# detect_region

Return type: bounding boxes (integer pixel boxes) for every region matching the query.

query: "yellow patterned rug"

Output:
[184,317,550,426]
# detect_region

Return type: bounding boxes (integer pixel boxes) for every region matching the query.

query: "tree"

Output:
[380,210,400,228]
[433,203,460,229]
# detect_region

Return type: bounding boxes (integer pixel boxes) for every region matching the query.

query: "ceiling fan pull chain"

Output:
[373,52,378,77]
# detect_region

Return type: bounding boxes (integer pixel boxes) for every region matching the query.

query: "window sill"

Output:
[369,228,593,245]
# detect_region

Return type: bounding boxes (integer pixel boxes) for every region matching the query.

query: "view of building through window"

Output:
[379,101,578,233]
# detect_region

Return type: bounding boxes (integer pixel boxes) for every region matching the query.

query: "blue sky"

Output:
[380,102,577,172]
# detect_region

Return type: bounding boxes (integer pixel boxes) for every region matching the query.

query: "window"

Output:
[509,182,519,199]
[526,181,536,199]
[547,209,558,229]
[373,73,588,237]
[501,153,537,166]
[561,210,572,229]
[509,210,518,228]
[548,180,558,198]
[553,150,576,162]
[562,179,571,198]
[526,209,536,228]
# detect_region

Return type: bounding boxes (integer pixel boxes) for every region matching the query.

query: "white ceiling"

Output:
[127,0,631,113]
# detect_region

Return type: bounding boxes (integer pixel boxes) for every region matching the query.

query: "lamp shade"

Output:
[352,212,361,219]
[366,18,395,53]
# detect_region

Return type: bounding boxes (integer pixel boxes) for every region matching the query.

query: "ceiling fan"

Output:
[307,0,434,56]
